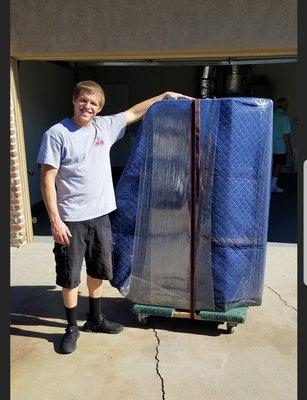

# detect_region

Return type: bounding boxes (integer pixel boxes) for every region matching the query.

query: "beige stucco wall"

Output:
[11,0,297,60]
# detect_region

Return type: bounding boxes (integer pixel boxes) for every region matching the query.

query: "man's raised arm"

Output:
[123,91,193,125]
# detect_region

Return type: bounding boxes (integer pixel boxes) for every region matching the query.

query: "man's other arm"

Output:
[282,115,292,155]
[283,133,293,155]
[40,164,72,245]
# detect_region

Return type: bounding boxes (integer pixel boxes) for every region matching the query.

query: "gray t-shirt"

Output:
[37,113,127,221]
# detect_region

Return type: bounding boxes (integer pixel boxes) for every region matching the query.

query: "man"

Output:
[271,97,292,193]
[37,80,191,354]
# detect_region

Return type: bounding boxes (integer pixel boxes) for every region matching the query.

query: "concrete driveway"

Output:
[11,237,297,400]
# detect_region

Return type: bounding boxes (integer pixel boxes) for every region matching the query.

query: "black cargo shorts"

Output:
[53,214,113,289]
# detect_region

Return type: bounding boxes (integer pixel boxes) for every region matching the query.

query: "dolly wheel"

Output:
[226,323,236,334]
[136,314,149,325]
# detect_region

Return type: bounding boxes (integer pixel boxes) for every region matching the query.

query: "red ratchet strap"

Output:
[190,99,200,320]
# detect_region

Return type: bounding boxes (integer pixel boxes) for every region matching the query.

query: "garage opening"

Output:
[17,58,297,243]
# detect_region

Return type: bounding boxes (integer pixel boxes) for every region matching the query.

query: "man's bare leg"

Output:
[272,162,284,192]
[273,162,281,180]
[62,287,79,308]
[87,276,103,298]
[83,275,124,333]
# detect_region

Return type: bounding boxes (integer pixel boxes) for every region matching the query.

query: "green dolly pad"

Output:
[132,304,248,324]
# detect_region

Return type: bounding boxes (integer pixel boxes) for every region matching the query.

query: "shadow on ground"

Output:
[11,285,224,348]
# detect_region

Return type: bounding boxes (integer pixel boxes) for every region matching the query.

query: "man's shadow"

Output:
[11,285,223,353]
[11,285,70,354]
[10,285,138,353]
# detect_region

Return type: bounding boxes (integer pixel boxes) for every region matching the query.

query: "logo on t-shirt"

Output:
[95,137,104,147]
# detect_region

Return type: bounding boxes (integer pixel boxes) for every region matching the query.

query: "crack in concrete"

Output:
[265,285,297,311]
[152,327,166,400]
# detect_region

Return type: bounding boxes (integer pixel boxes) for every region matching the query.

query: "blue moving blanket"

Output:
[110,98,273,311]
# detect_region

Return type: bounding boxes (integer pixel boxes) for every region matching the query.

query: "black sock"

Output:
[89,297,102,321]
[65,306,78,327]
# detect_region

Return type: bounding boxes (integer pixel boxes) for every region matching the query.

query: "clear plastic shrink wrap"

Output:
[110,98,273,311]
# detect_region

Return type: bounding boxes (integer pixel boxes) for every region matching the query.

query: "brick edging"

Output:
[10,95,26,247]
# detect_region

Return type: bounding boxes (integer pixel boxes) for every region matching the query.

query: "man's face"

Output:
[279,100,288,112]
[72,90,102,127]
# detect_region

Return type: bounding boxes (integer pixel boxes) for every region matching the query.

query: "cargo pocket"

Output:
[53,243,69,279]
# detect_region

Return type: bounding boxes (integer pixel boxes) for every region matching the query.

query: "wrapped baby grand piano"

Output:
[110,98,273,312]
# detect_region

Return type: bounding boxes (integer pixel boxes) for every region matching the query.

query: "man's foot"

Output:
[271,186,284,193]
[60,325,80,354]
[83,313,124,334]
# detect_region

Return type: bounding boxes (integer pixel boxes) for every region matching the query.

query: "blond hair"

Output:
[73,80,105,108]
